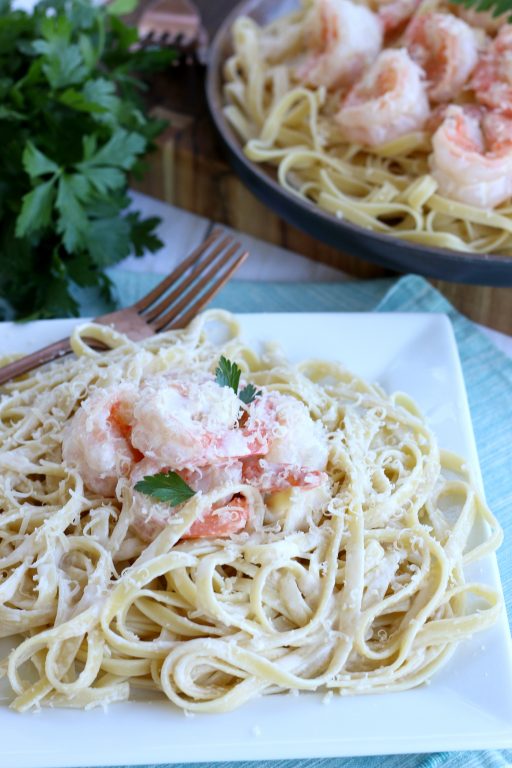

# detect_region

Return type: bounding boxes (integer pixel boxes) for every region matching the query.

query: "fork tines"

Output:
[137,0,208,63]
[136,229,248,333]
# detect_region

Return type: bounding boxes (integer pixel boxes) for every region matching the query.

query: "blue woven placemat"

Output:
[80,272,512,768]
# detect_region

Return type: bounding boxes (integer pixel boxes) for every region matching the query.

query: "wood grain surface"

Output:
[133,0,512,333]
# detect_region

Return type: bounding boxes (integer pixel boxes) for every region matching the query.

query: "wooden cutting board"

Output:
[132,64,512,334]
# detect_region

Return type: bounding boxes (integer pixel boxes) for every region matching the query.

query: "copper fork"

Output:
[137,0,208,63]
[0,229,248,386]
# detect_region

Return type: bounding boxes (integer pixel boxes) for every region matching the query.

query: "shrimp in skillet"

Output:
[404,12,478,102]
[471,25,512,115]
[297,0,382,89]
[430,105,512,208]
[335,48,430,146]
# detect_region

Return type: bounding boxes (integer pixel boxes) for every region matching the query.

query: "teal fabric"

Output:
[82,272,512,768]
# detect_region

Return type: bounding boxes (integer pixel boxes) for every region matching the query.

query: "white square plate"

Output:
[1,313,511,768]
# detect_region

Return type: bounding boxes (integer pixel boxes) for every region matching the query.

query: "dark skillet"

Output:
[205,0,512,286]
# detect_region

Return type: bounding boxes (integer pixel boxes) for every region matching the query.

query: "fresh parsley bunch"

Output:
[0,0,175,319]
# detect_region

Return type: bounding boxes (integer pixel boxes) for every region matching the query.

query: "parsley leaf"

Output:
[55,174,89,252]
[215,357,262,406]
[215,356,241,394]
[127,213,163,256]
[134,471,196,507]
[66,252,101,287]
[239,383,262,405]
[450,0,512,19]
[85,216,131,266]
[59,79,121,119]
[15,178,56,237]
[23,142,59,178]
[33,16,88,89]
[80,165,125,195]
[80,128,146,170]
[107,0,139,15]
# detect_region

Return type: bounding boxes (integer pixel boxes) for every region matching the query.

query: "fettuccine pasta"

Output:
[222,0,512,255]
[0,311,503,712]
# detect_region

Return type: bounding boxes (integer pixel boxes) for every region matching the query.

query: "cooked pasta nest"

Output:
[0,311,503,712]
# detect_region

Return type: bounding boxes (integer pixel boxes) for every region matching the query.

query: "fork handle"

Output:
[0,337,73,386]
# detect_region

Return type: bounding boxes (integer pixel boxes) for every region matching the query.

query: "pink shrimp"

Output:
[246,391,329,469]
[471,25,512,115]
[404,13,478,102]
[67,371,331,541]
[130,373,268,469]
[297,0,383,90]
[63,373,267,497]
[129,457,326,543]
[430,105,512,208]
[376,0,421,34]
[128,390,329,542]
[109,401,144,462]
[335,48,430,146]
[128,453,324,542]
[181,496,250,540]
[128,459,248,542]
[131,494,250,542]
[62,385,139,496]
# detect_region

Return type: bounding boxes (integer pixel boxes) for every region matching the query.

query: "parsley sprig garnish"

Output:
[0,0,176,319]
[239,383,260,404]
[215,356,241,393]
[215,356,262,405]
[134,471,196,507]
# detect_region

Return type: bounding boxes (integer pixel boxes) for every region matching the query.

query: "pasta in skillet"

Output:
[223,0,512,254]
[0,311,502,712]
